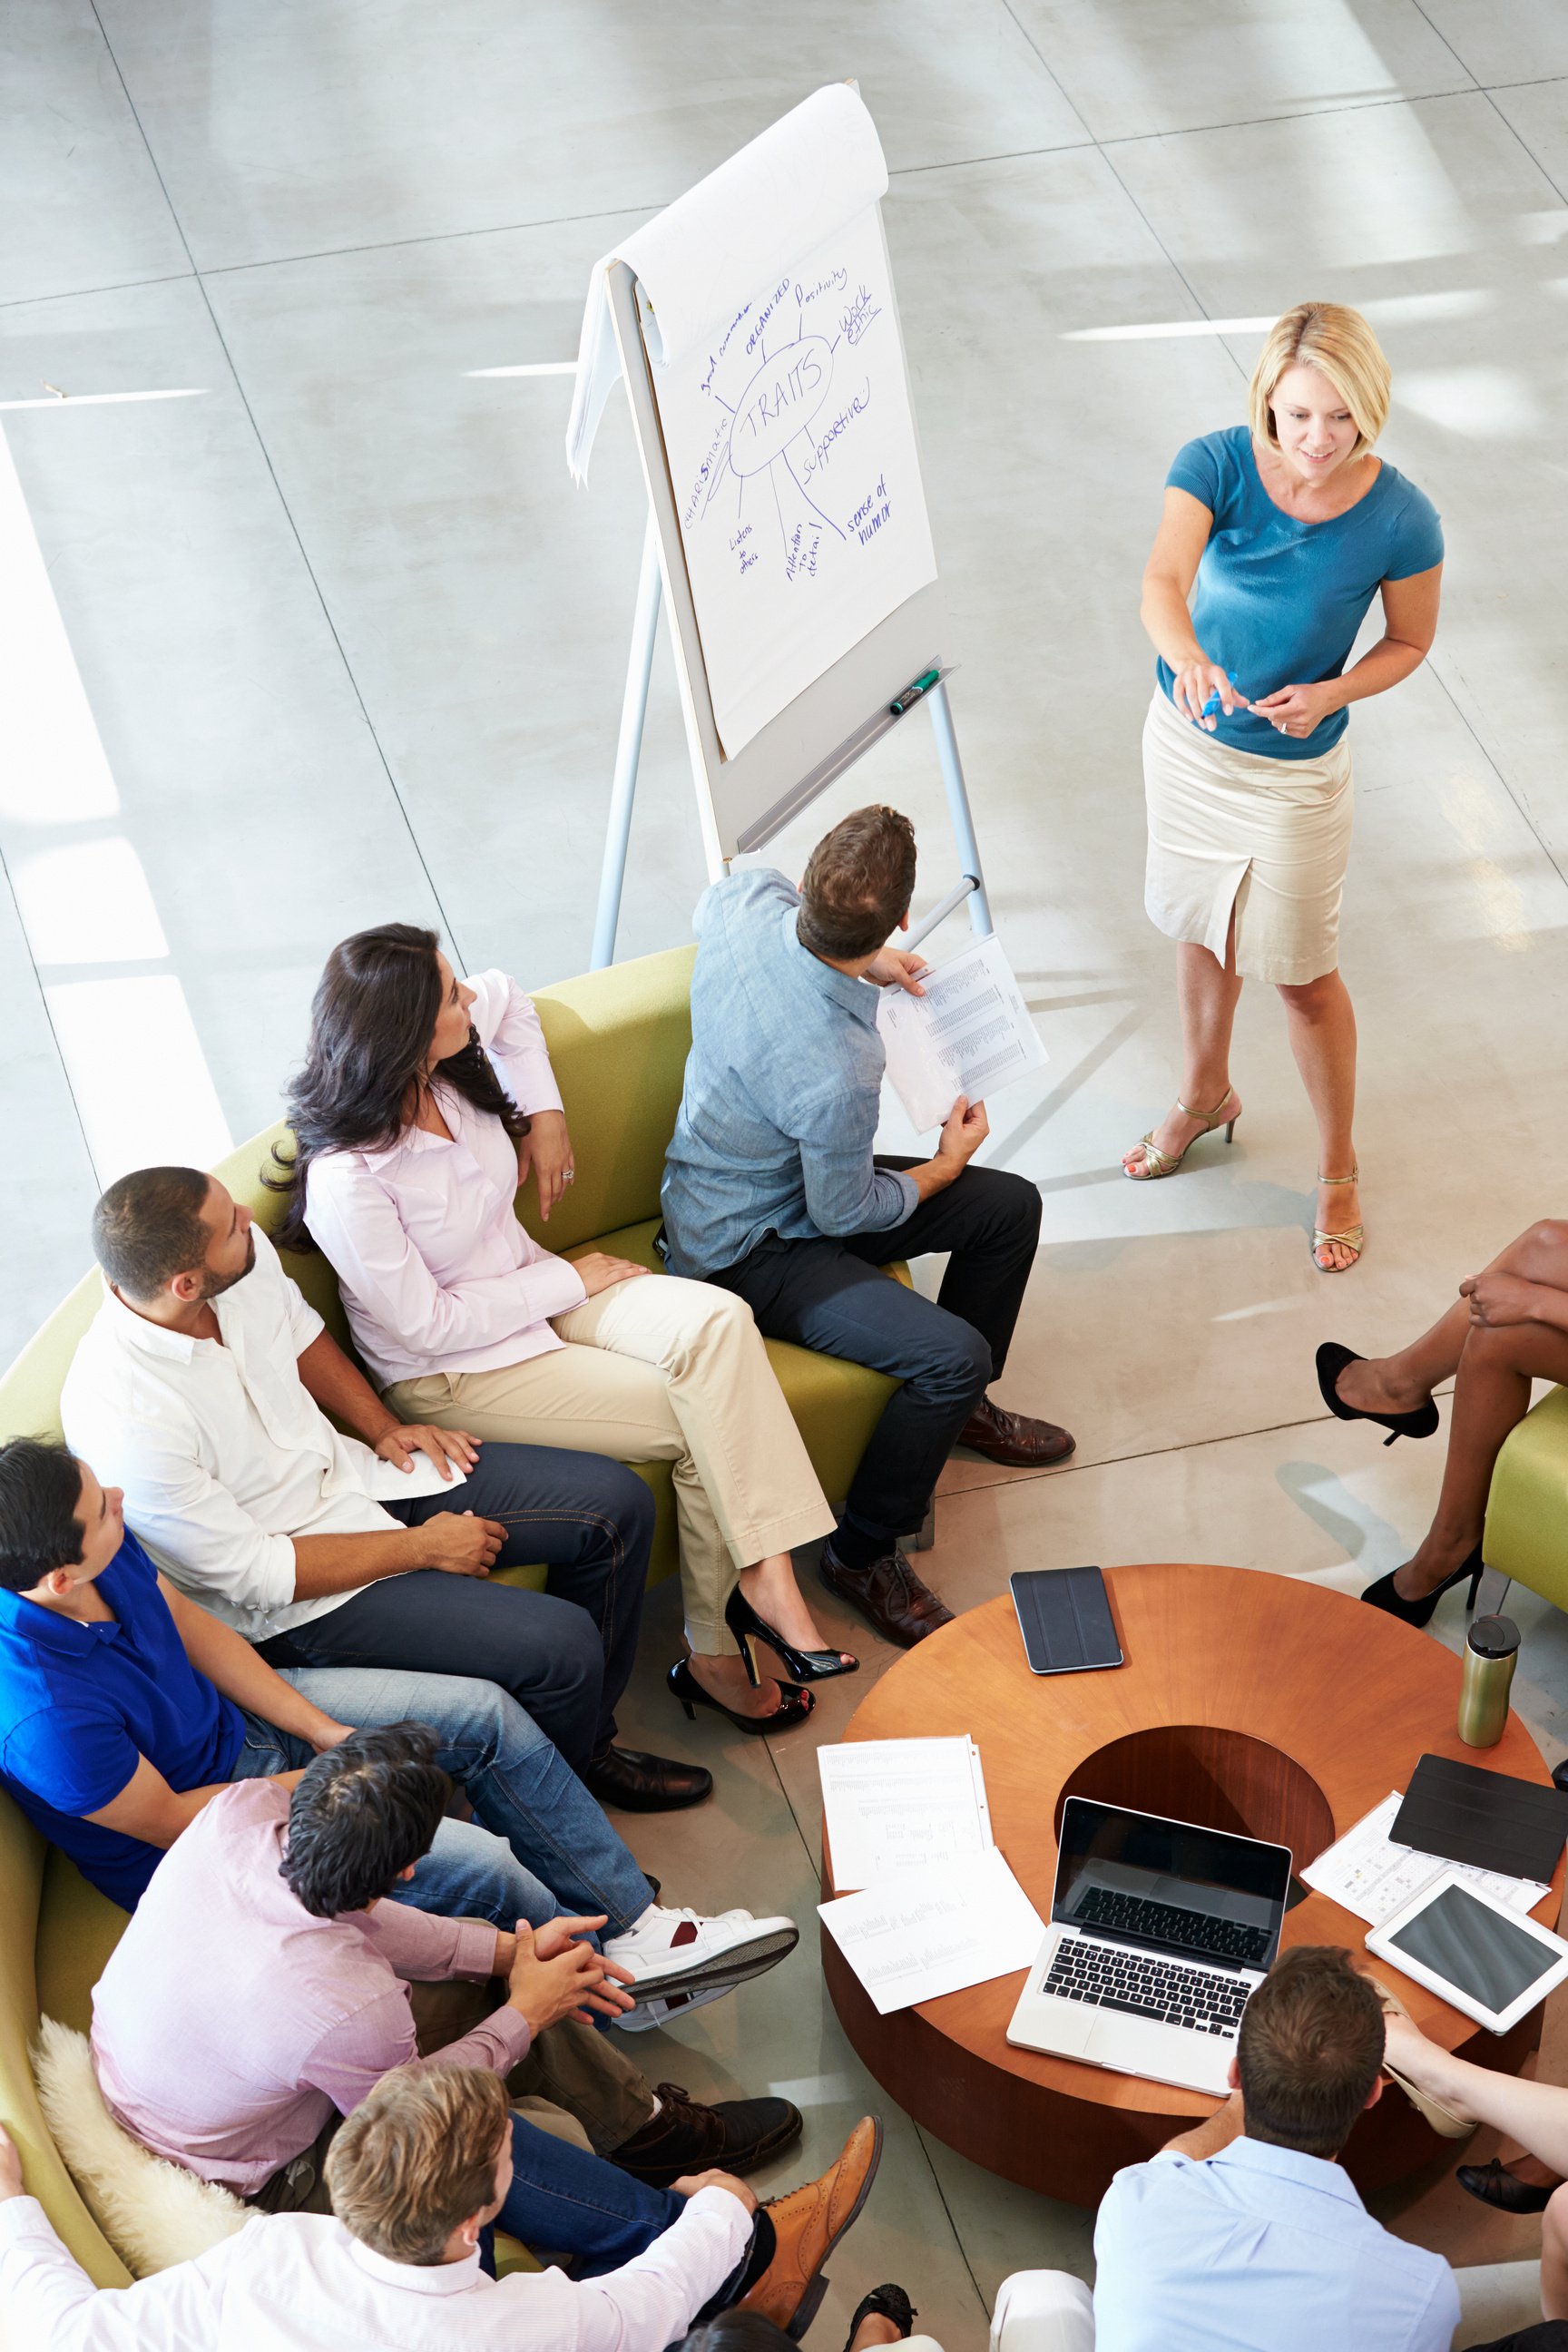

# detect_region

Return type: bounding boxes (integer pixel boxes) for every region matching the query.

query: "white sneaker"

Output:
[613,1984,731,2034]
[604,1905,799,2016]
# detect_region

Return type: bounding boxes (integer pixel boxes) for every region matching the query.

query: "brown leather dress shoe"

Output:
[612,2082,804,2188]
[740,2114,883,2338]
[582,1747,713,1812]
[956,1395,1075,1467]
[819,1544,954,1648]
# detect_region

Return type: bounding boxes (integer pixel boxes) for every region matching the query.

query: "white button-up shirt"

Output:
[303,970,589,1390]
[0,2186,751,2352]
[61,1228,402,1641]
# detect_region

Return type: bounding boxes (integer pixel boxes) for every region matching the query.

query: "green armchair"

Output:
[0,943,907,2275]
[1484,1388,1568,1615]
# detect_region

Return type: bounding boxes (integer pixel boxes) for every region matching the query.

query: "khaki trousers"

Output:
[387,1274,837,1654]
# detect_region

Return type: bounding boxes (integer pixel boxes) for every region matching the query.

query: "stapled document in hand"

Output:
[877,933,1047,1132]
[818,1847,1045,2014]
[818,1735,992,1894]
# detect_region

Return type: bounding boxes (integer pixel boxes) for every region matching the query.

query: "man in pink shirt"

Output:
[91,1724,806,2240]
[0,2063,885,2349]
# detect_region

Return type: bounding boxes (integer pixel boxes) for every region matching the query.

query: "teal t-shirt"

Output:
[1155,426,1444,761]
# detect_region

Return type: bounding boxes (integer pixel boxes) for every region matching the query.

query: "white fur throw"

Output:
[31,2016,249,2275]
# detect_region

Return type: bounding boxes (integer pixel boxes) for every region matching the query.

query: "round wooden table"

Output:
[820,1562,1566,2206]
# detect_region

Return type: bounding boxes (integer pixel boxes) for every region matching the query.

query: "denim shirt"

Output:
[660,870,917,1279]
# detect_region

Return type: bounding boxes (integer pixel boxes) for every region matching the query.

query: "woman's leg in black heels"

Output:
[735,1553,855,1671]
[1339,1219,1568,1422]
[687,1552,852,1720]
[1393,1317,1568,1603]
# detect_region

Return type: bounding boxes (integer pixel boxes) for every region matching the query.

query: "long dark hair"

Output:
[268,923,529,1250]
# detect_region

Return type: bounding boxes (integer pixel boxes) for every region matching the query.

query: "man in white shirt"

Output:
[0,2063,884,2350]
[62,1164,706,1808]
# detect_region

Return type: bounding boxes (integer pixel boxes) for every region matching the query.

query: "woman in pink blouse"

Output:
[275,926,856,1781]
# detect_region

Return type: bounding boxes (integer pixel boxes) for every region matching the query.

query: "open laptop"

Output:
[1006,1795,1292,2095]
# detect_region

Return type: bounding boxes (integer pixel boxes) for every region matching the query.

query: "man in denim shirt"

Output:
[661,807,1072,1648]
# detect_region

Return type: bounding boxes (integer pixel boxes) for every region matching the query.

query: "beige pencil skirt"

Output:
[1142,688,1354,985]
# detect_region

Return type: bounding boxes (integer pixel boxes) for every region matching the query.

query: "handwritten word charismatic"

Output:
[730,338,834,477]
[841,287,881,348]
[682,417,733,527]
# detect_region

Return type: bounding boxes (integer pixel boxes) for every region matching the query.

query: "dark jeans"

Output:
[255,1440,652,1774]
[1468,2330,1568,2352]
[495,2112,774,2292]
[711,1160,1043,1549]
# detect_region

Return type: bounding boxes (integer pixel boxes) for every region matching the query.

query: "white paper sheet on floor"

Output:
[818,1847,1046,2015]
[877,933,1049,1132]
[818,1734,993,1894]
[565,83,938,756]
[1301,1789,1551,1926]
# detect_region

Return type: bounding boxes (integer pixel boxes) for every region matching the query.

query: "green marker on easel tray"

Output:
[889,669,941,716]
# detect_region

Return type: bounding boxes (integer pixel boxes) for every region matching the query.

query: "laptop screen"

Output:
[1053,1797,1291,1970]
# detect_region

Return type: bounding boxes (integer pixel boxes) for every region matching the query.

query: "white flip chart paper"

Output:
[877,934,1048,1132]
[819,1848,1046,2015]
[818,1735,993,1894]
[565,85,936,755]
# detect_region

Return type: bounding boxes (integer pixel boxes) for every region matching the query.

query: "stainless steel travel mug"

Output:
[1457,1613,1520,1749]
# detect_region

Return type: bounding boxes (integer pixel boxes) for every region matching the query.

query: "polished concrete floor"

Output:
[6,0,1568,2337]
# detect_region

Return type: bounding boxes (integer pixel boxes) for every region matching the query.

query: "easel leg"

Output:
[926,679,994,937]
[590,516,663,970]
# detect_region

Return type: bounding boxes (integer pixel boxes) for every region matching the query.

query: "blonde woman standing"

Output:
[1123,303,1444,1269]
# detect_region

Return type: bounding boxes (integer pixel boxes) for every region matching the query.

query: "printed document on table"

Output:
[368,1456,469,1504]
[818,1736,992,1894]
[877,934,1047,1132]
[819,1847,1045,2014]
[1301,1790,1551,1926]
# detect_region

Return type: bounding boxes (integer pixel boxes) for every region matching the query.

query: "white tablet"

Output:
[1366,1868,1568,2034]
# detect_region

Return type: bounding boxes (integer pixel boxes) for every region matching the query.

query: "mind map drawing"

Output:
[649,205,936,757]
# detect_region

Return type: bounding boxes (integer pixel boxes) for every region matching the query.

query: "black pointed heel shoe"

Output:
[724,1584,858,1686]
[1361,1546,1484,1629]
[667,1655,815,1736]
[1317,1341,1440,1447]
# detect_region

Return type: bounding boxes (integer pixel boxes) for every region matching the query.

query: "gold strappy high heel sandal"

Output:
[1313,1166,1364,1273]
[1122,1087,1239,1181]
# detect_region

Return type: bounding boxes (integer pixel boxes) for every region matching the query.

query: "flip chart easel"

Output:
[587,241,994,967]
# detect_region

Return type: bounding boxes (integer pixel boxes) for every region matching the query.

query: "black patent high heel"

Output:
[1361,1546,1484,1629]
[667,1656,814,1736]
[724,1584,858,1686]
[1317,1341,1440,1447]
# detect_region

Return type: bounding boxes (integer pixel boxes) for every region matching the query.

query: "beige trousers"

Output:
[387,1274,837,1654]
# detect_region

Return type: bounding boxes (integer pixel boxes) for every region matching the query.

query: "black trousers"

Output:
[255,1440,653,1774]
[710,1159,1043,1548]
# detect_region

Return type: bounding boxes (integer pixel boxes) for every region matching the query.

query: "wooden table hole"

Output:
[1055,1723,1337,1869]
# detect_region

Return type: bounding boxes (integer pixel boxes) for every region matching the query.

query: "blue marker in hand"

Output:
[1200,671,1242,718]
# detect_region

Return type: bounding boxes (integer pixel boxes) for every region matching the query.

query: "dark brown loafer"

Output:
[819,1545,954,1648]
[612,2081,803,2187]
[582,1747,713,1812]
[956,1396,1075,1467]
[740,2114,883,2338]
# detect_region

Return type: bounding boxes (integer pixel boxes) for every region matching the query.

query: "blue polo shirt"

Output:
[0,1532,245,1911]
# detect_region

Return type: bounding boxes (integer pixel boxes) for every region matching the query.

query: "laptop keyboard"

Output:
[1073,1886,1272,1967]
[1044,1937,1251,2034]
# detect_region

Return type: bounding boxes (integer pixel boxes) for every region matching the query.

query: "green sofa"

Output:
[0,943,906,2281]
[1484,1387,1568,1615]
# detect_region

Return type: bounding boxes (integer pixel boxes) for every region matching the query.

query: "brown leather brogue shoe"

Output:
[819,1545,954,1648]
[956,1395,1075,1468]
[740,2113,883,2337]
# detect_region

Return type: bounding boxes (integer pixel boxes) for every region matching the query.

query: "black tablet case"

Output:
[1391,1753,1568,1884]
[1011,1566,1122,1675]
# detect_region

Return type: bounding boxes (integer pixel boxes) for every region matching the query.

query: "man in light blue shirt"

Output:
[661,808,1073,1651]
[1000,1945,1459,2352]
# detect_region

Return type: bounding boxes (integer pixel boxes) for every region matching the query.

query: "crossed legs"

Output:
[1333,1220,1568,1601]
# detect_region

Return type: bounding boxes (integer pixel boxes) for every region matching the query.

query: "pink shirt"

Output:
[91,1781,529,2193]
[304,970,590,1388]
